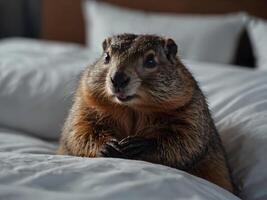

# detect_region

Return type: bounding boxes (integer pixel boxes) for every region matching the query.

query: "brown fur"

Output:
[58,34,235,193]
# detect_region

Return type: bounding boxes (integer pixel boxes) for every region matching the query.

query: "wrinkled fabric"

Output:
[0,38,267,200]
[0,129,238,200]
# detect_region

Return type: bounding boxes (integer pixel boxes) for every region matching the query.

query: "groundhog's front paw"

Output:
[97,139,126,158]
[119,136,155,158]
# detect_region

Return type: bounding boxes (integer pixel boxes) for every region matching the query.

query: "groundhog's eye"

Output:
[144,54,157,68]
[104,52,111,64]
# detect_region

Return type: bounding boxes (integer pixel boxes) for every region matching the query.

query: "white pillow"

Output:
[83,1,247,64]
[248,18,267,70]
[0,38,92,140]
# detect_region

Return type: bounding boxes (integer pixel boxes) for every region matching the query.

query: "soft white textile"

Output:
[0,38,94,140]
[0,134,238,200]
[248,18,267,70]
[0,38,267,200]
[83,0,247,64]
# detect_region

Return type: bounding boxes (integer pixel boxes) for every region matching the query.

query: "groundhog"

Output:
[58,33,235,193]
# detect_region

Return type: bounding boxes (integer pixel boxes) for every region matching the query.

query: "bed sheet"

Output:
[1,38,267,200]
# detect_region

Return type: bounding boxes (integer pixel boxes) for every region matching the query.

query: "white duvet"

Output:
[0,38,267,200]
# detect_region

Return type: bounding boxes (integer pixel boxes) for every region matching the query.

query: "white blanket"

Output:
[0,130,237,200]
[1,38,267,200]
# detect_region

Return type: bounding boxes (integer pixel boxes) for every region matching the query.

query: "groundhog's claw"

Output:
[98,139,126,158]
[119,137,155,158]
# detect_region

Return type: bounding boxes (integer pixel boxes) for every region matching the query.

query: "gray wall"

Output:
[0,0,41,38]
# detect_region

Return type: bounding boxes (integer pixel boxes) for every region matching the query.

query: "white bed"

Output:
[0,38,267,200]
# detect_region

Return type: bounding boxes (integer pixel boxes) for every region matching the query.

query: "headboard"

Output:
[41,0,267,44]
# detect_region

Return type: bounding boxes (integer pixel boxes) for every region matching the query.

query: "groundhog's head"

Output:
[85,34,195,112]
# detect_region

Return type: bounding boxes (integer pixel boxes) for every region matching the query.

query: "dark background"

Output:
[0,0,41,38]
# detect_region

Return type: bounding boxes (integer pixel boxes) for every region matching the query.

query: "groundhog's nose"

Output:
[111,71,130,91]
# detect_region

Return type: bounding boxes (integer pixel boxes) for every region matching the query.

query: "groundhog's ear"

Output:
[164,38,178,61]
[102,37,111,51]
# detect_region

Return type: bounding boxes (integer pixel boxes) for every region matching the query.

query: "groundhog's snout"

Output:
[111,71,130,92]
[110,71,137,102]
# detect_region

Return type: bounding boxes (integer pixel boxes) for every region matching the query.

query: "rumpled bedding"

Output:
[0,38,267,200]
